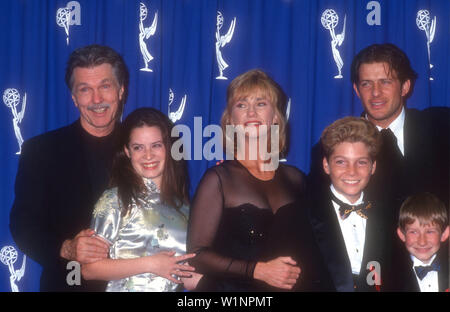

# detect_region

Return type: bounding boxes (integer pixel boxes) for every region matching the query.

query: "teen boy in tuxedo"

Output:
[308,117,395,291]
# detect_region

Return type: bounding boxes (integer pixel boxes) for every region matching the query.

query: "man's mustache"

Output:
[87,103,111,111]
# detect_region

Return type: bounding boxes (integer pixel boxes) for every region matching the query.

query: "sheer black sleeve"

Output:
[187,168,256,279]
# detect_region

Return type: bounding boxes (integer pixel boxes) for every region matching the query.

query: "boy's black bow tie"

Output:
[330,192,371,220]
[414,258,440,280]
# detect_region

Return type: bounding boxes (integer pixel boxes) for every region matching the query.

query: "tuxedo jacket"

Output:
[388,245,449,292]
[307,186,396,292]
[309,107,450,214]
[9,120,118,291]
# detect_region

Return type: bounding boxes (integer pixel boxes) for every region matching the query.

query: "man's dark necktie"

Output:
[330,192,371,220]
[374,128,406,204]
[414,257,440,280]
[379,128,403,169]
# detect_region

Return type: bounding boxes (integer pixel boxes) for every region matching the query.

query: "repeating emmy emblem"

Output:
[416,10,436,80]
[321,9,346,79]
[168,89,186,123]
[3,88,26,155]
[285,98,291,121]
[56,1,81,45]
[1,246,26,292]
[139,2,158,72]
[215,11,236,80]
[280,98,291,163]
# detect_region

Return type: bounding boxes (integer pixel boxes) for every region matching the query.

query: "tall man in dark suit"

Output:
[9,44,129,291]
[349,44,448,291]
[350,43,449,212]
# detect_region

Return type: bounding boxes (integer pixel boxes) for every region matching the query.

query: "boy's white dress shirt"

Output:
[330,185,366,275]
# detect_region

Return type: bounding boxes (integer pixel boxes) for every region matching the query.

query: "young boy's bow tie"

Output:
[331,193,371,220]
[414,258,440,280]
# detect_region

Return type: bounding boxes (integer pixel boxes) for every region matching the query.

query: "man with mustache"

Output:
[9,44,129,291]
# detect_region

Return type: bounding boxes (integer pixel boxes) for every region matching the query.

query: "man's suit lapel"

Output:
[402,108,414,159]
[310,190,354,292]
[403,109,426,166]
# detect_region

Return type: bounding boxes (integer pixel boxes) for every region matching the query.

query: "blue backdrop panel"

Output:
[0,0,448,292]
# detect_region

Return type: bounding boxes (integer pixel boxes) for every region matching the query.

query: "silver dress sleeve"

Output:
[90,188,121,245]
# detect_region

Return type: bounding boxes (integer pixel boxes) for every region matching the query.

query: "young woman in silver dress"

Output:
[82,107,198,292]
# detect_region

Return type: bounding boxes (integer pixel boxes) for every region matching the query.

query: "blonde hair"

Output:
[399,192,448,233]
[220,69,288,155]
[321,117,381,160]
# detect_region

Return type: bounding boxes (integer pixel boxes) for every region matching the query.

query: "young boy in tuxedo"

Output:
[308,116,395,291]
[394,192,449,292]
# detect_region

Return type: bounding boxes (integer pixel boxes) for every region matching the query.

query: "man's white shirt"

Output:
[370,106,405,155]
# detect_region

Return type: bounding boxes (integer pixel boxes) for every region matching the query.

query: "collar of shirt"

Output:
[142,177,160,193]
[371,107,405,155]
[411,253,437,268]
[411,254,439,292]
[330,184,364,207]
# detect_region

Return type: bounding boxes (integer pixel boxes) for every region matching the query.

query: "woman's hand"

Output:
[253,256,301,289]
[148,251,196,284]
[181,267,203,291]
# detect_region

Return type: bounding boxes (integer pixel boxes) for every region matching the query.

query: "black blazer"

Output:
[388,245,449,292]
[367,107,450,213]
[9,120,118,291]
[308,186,395,292]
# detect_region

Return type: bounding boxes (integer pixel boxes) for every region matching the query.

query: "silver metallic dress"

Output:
[91,178,189,292]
